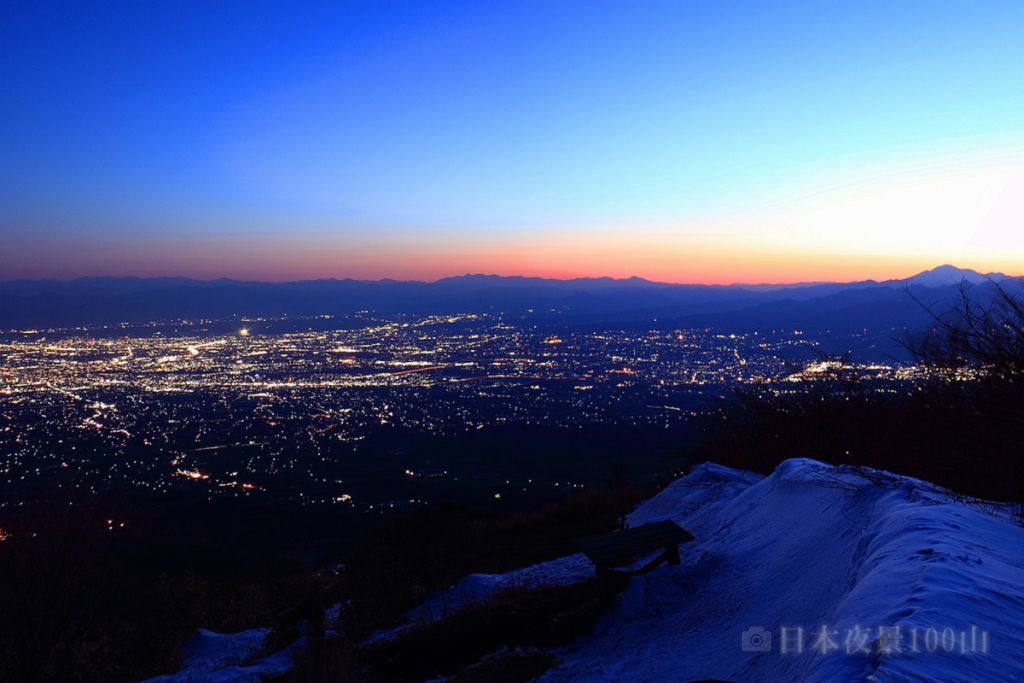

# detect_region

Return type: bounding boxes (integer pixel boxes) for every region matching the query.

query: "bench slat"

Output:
[575,520,694,567]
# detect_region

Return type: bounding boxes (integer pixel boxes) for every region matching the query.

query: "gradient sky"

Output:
[2,1,1023,283]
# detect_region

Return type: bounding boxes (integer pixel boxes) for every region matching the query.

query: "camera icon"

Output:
[741,627,772,652]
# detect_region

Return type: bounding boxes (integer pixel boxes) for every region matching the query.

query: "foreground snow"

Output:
[392,459,1024,680]
[142,628,303,683]
[542,459,1024,682]
[149,459,1024,681]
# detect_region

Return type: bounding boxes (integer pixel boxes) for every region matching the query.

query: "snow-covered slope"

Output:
[541,459,1024,682]
[150,459,1024,681]
[393,459,1024,680]
[143,628,303,683]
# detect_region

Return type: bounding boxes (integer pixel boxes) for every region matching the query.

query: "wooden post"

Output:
[307,587,326,683]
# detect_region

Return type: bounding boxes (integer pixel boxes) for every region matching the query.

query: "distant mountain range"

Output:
[0,266,1015,338]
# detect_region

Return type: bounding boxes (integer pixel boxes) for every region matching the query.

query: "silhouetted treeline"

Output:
[695,279,1024,513]
[0,478,649,682]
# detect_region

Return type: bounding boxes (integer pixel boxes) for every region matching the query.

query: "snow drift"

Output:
[393,458,1024,681]
[541,459,1024,681]
[150,458,1024,681]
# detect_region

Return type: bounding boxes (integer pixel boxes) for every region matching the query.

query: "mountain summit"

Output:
[902,264,1008,287]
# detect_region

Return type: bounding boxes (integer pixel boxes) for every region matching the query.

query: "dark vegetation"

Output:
[0,474,647,682]
[346,578,622,682]
[289,483,644,682]
[0,498,347,682]
[340,485,642,638]
[694,280,1024,512]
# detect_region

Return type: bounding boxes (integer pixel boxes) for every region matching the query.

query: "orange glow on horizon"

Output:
[7,233,1020,286]
[5,144,1022,285]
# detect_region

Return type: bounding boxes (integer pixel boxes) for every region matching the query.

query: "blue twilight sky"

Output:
[2,1,1023,282]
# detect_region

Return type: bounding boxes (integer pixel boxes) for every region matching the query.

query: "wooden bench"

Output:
[575,520,694,578]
